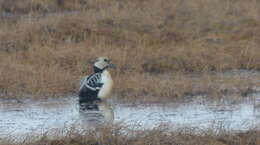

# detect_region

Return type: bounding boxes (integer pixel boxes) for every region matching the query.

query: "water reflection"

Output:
[0,95,259,136]
[79,101,114,129]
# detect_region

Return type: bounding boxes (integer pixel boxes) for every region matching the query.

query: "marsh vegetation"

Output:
[0,0,259,100]
[1,123,260,145]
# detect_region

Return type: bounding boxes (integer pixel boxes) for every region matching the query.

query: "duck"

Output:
[79,57,116,104]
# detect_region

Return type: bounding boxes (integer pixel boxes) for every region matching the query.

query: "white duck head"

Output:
[93,57,116,73]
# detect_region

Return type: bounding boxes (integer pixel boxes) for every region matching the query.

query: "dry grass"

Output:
[115,71,260,103]
[0,0,260,99]
[1,125,259,145]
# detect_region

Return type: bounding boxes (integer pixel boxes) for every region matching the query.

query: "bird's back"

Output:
[79,73,102,103]
[80,73,102,91]
[79,70,113,102]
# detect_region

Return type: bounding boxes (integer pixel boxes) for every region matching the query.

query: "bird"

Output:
[79,57,116,104]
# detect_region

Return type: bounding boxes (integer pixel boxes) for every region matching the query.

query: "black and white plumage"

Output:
[79,57,115,104]
[80,73,102,91]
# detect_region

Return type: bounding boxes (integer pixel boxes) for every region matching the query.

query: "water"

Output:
[0,95,259,138]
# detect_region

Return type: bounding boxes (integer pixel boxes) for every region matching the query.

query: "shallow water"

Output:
[0,94,259,137]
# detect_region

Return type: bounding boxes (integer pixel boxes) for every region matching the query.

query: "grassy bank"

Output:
[0,0,260,100]
[1,125,259,145]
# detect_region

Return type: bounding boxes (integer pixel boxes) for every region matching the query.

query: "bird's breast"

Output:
[98,70,113,99]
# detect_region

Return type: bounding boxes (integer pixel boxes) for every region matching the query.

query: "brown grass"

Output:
[0,0,260,100]
[115,71,260,103]
[1,125,259,145]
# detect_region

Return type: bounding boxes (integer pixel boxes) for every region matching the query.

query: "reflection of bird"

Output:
[79,101,114,129]
[79,57,116,104]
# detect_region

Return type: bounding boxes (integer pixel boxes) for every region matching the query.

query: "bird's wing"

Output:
[81,73,103,91]
[79,75,88,91]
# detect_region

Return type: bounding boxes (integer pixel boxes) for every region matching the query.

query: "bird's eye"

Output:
[104,59,109,62]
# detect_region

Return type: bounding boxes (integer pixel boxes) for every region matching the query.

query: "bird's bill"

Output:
[108,63,116,68]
